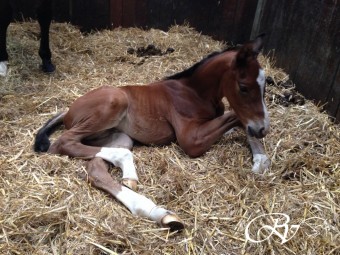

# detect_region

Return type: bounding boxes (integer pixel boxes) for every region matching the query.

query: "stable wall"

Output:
[254,0,339,121]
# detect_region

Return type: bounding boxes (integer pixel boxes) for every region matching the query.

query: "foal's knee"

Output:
[180,140,207,158]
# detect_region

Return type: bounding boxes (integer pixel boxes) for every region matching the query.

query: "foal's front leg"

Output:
[247,135,270,173]
[176,111,241,157]
[86,157,184,232]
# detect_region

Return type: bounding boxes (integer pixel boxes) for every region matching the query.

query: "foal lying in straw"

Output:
[34,35,270,231]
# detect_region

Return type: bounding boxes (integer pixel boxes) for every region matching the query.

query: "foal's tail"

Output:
[34,112,66,152]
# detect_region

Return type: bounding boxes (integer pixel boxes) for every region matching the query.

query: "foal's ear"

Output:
[251,33,265,56]
[234,33,265,70]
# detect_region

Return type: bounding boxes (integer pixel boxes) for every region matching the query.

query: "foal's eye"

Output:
[239,84,248,94]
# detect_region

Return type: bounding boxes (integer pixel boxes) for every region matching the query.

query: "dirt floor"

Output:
[0,22,339,255]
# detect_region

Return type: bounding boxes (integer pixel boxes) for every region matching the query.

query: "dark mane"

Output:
[165,46,240,80]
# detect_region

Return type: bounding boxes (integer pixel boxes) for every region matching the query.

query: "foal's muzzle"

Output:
[247,125,267,139]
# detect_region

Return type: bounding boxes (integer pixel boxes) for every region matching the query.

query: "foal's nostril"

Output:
[247,126,255,137]
[259,127,265,136]
[248,126,266,138]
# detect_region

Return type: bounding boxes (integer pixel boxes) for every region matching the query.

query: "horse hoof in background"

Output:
[0,0,55,77]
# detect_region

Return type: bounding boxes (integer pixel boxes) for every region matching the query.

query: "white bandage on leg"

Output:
[96,147,138,181]
[115,186,168,222]
[0,61,8,77]
[252,154,270,173]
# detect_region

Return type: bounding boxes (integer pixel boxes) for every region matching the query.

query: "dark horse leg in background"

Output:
[0,0,55,77]
[37,0,55,73]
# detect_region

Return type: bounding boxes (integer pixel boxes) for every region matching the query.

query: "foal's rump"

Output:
[34,86,129,152]
[34,84,173,153]
[63,86,129,130]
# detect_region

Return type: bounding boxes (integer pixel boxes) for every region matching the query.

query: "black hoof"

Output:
[161,214,185,232]
[41,59,55,73]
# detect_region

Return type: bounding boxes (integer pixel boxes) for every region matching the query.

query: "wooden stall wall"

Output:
[253,0,340,121]
[69,0,259,43]
[70,0,110,32]
[142,0,259,43]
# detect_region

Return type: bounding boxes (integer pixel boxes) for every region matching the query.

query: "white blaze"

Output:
[256,69,269,132]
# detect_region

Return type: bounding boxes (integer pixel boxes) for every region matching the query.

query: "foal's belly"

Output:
[119,117,176,145]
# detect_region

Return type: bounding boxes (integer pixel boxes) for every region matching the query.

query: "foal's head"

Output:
[224,35,269,138]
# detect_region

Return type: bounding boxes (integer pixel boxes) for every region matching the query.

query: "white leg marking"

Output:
[247,135,270,173]
[0,61,8,77]
[116,186,169,222]
[97,148,183,229]
[96,147,138,181]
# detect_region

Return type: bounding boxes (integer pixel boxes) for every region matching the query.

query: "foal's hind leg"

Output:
[84,132,139,191]
[0,0,12,76]
[86,157,184,232]
[36,0,55,73]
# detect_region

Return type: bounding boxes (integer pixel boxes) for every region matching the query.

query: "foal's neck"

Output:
[187,52,234,103]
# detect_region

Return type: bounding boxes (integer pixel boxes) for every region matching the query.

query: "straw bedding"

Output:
[0,22,339,255]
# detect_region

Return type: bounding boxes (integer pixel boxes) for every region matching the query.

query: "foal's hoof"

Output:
[41,59,55,73]
[0,61,8,77]
[161,213,185,232]
[122,179,138,191]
